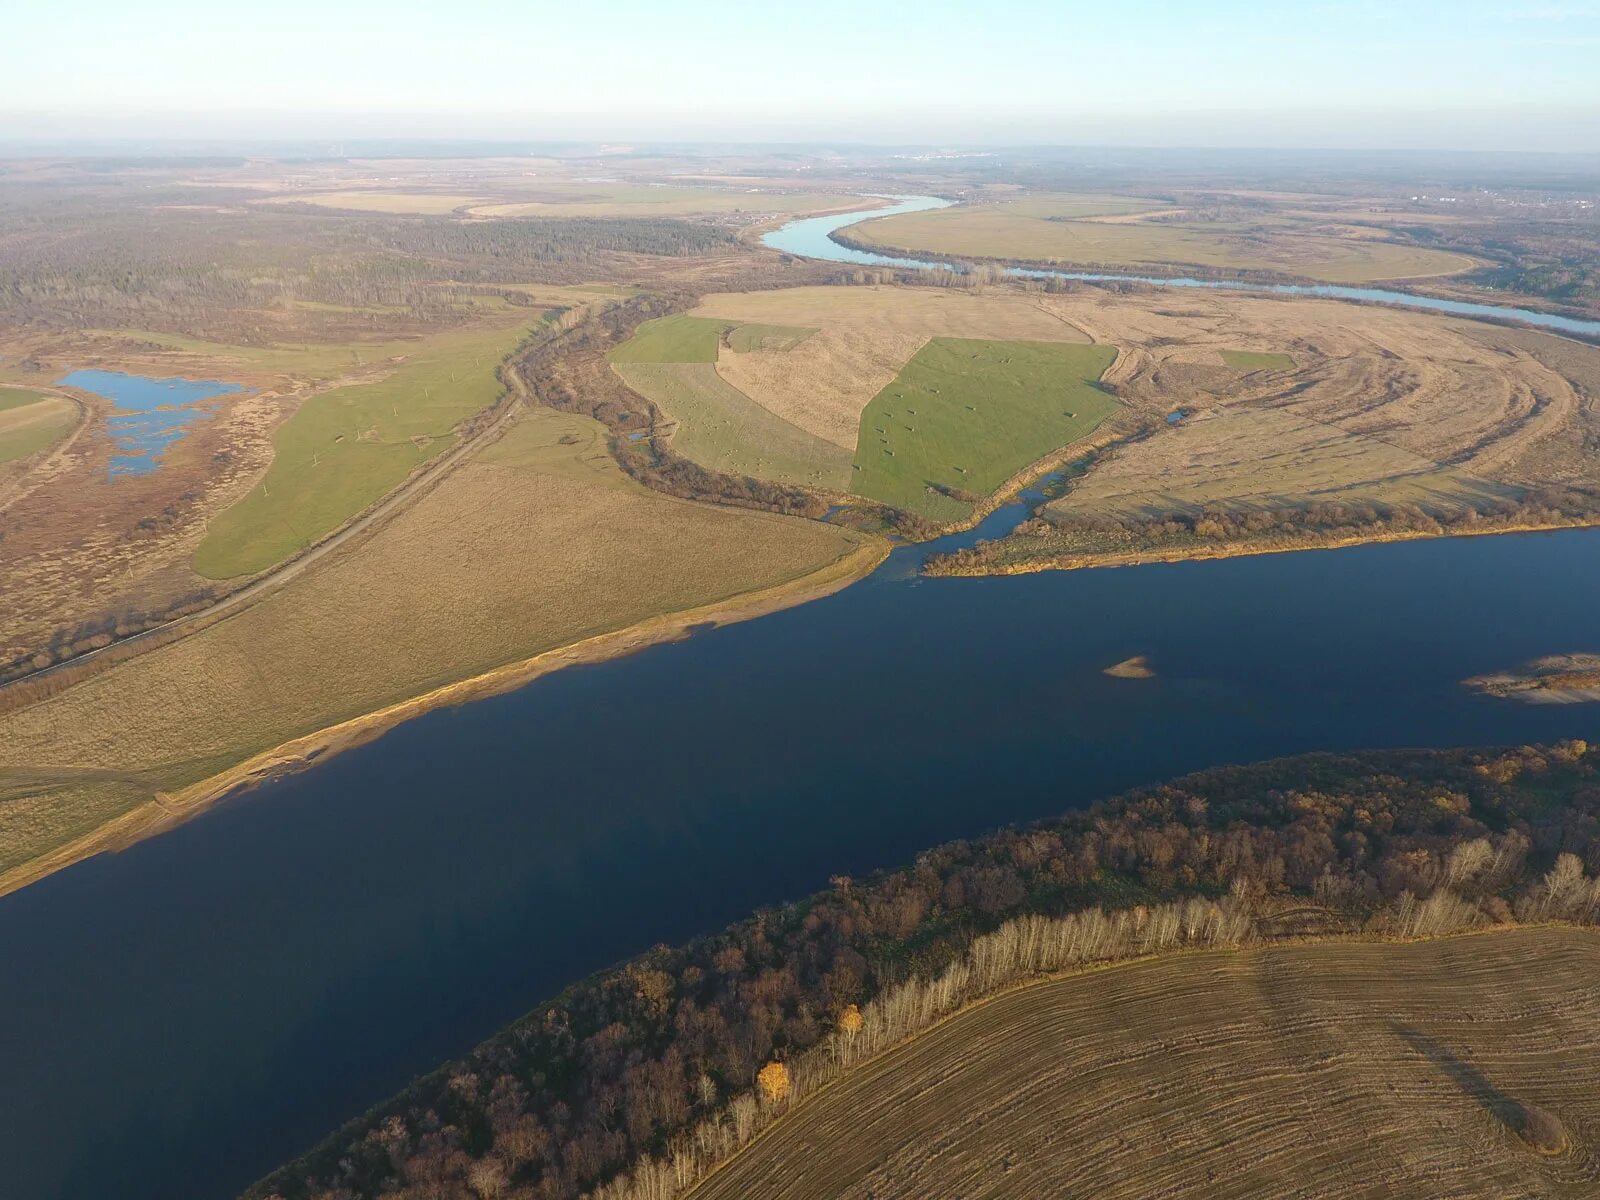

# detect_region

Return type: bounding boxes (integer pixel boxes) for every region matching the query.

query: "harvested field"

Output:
[853,338,1118,519]
[847,195,1480,283]
[692,286,1090,449]
[0,388,77,465]
[691,928,1600,1200]
[612,363,852,489]
[0,405,867,889]
[193,318,541,579]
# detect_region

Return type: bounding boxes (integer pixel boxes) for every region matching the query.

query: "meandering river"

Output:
[4,207,1600,1200]
[765,194,1600,337]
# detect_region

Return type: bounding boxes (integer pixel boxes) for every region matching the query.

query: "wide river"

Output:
[5,209,1600,1200]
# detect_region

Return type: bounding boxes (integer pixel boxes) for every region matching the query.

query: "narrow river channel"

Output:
[3,207,1599,1200]
[764,194,1600,338]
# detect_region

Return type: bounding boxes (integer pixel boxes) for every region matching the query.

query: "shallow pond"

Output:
[56,369,244,476]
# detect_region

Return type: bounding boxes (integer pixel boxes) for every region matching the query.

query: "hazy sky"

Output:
[4,0,1598,149]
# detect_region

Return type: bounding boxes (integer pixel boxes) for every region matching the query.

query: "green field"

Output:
[612,362,851,489]
[1219,349,1296,371]
[852,338,1119,520]
[193,321,537,579]
[0,388,77,465]
[726,323,817,353]
[606,315,733,364]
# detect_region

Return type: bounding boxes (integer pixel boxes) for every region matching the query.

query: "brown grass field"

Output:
[0,290,621,671]
[0,404,869,885]
[1021,289,1591,524]
[691,285,1090,449]
[845,194,1480,283]
[691,928,1600,1200]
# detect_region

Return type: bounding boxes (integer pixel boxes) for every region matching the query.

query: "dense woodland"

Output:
[0,182,732,336]
[249,741,1600,1200]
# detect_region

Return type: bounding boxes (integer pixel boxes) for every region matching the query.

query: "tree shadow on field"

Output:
[1393,1023,1568,1152]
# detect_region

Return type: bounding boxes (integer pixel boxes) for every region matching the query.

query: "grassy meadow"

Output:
[726,323,817,353]
[607,315,734,364]
[853,338,1118,519]
[1219,349,1297,371]
[0,403,870,888]
[612,363,852,489]
[0,388,77,465]
[193,319,540,579]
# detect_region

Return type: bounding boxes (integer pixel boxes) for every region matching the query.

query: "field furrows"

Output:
[691,929,1600,1200]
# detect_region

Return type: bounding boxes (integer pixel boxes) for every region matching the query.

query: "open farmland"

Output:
[0,403,871,889]
[921,289,1600,574]
[845,194,1480,283]
[612,363,853,489]
[192,317,543,579]
[0,388,78,465]
[853,338,1118,519]
[690,286,1091,448]
[691,928,1600,1200]
[612,287,1108,514]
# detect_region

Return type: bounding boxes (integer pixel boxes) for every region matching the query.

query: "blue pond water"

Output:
[764,196,1600,338]
[56,369,244,476]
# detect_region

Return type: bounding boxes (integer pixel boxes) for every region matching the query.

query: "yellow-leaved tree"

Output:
[756,1060,791,1105]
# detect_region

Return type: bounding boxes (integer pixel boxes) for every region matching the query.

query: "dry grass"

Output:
[0,405,866,877]
[1062,408,1517,519]
[691,928,1600,1200]
[1023,288,1587,523]
[693,286,1089,449]
[848,195,1480,283]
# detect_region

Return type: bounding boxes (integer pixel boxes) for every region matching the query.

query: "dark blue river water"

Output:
[2,512,1599,1199]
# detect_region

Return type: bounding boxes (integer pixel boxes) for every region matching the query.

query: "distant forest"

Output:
[249,740,1600,1200]
[0,182,731,334]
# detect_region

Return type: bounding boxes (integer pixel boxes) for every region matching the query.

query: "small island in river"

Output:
[1464,653,1600,703]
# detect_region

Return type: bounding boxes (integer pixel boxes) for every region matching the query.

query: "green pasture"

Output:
[851,338,1119,520]
[614,363,851,490]
[193,321,537,579]
[0,389,77,465]
[607,315,733,364]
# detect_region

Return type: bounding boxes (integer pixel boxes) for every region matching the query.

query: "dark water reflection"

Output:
[3,527,1599,1199]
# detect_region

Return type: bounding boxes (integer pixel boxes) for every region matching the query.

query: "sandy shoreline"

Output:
[0,539,888,900]
[925,516,1600,578]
